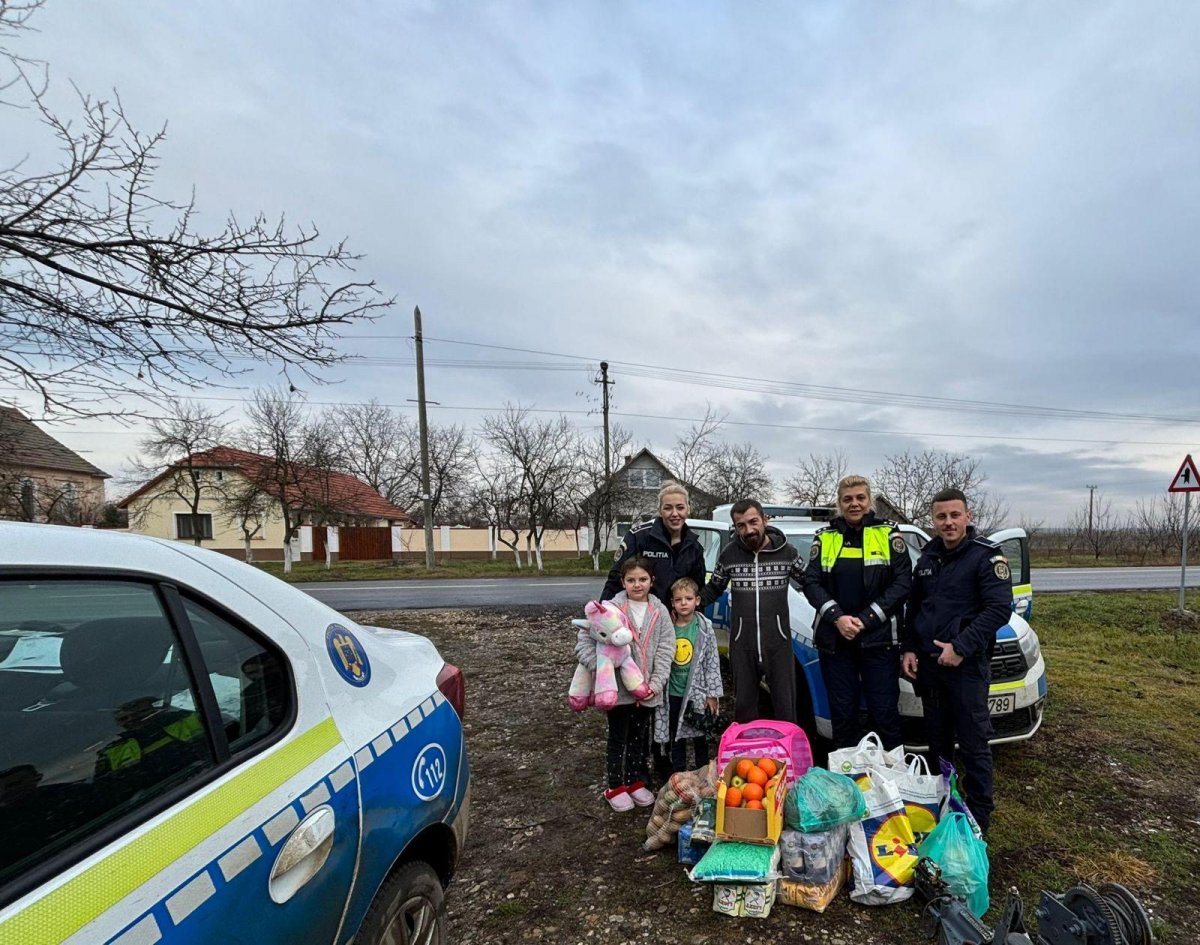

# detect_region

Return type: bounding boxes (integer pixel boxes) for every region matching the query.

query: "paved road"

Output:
[1030,565,1198,592]
[297,576,607,611]
[296,566,1198,611]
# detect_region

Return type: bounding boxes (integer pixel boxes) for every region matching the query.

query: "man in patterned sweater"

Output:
[699,499,806,723]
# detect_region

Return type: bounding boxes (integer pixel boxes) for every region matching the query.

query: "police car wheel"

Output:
[358,861,446,945]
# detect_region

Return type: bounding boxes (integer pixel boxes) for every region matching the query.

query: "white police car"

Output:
[0,521,469,944]
[690,511,1046,748]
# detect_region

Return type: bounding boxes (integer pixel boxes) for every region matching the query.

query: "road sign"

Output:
[1168,454,1200,493]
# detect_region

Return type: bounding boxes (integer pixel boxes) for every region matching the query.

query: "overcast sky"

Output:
[6,1,1200,523]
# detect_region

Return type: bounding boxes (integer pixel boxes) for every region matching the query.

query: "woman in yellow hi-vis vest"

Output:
[801,476,912,749]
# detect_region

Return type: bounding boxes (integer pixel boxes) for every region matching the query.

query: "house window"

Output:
[56,481,80,524]
[625,468,662,490]
[215,470,224,482]
[175,513,214,540]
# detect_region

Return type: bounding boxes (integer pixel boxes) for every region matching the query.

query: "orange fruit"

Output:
[746,766,768,787]
[757,758,778,778]
[725,786,743,809]
[742,782,764,803]
[745,799,764,811]
[736,759,754,780]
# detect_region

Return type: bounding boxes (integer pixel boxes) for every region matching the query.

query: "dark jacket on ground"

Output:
[802,513,912,653]
[902,526,1012,664]
[698,525,804,658]
[601,517,707,604]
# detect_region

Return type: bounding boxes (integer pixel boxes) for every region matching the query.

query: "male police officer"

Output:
[803,475,911,750]
[902,488,1011,834]
[699,499,805,724]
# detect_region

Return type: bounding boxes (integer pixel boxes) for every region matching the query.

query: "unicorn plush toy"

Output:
[568,600,653,711]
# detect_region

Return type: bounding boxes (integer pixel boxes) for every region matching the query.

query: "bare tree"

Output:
[703,442,773,505]
[468,453,527,567]
[331,401,415,506]
[242,389,353,573]
[220,475,272,563]
[873,449,1008,530]
[577,423,635,570]
[1068,491,1117,560]
[1,3,390,418]
[668,405,726,491]
[124,399,227,545]
[424,424,473,525]
[784,450,848,506]
[481,405,577,572]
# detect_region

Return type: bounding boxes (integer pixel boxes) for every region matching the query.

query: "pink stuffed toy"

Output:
[569,600,653,711]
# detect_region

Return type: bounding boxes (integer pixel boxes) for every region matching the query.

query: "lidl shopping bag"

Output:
[869,754,946,846]
[717,719,812,787]
[918,812,990,918]
[846,772,918,905]
[827,732,907,780]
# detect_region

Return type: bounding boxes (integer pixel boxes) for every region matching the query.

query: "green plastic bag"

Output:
[785,766,867,832]
[688,841,781,883]
[917,812,990,917]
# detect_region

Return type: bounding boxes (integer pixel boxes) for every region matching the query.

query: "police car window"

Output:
[0,580,216,890]
[902,532,927,566]
[784,533,819,559]
[180,597,290,754]
[691,526,725,572]
[999,538,1025,585]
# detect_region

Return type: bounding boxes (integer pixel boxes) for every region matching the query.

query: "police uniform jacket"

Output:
[801,513,912,653]
[901,527,1012,665]
[600,517,707,604]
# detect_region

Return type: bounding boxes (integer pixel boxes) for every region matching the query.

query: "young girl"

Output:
[653,576,723,773]
[576,556,674,812]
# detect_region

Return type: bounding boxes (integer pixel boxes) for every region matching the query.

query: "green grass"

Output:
[984,591,1200,939]
[255,552,616,583]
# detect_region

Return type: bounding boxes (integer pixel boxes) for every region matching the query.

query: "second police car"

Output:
[0,521,468,945]
[690,505,1046,747]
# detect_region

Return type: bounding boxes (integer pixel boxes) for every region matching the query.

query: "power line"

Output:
[6,386,1194,447]
[9,334,1199,426]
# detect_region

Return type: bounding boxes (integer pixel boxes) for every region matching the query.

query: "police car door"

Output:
[987,527,1032,620]
[0,571,361,945]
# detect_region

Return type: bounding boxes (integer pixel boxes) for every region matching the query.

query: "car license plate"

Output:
[987,693,1015,716]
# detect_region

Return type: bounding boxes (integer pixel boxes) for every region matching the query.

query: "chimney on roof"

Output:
[625,455,633,465]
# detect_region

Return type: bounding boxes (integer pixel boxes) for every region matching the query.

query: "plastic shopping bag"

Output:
[846,771,918,905]
[938,759,984,840]
[827,732,907,780]
[643,763,718,851]
[918,812,990,918]
[869,754,947,845]
[784,767,867,832]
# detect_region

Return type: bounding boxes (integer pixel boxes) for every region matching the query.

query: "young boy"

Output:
[653,577,724,773]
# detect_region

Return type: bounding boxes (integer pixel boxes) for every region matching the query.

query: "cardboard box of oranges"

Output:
[715,756,788,845]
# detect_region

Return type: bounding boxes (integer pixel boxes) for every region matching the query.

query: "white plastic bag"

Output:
[846,772,918,905]
[867,753,947,845]
[827,732,907,779]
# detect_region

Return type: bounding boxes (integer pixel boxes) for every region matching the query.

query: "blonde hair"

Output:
[657,480,689,507]
[837,475,872,500]
[670,576,700,597]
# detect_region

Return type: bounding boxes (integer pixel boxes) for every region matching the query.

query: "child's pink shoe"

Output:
[627,781,655,807]
[604,786,634,812]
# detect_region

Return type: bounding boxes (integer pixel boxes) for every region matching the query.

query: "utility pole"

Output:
[414,306,435,570]
[599,361,613,482]
[595,361,615,554]
[1086,484,1098,533]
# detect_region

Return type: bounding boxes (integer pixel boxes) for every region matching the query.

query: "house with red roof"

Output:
[118,445,410,561]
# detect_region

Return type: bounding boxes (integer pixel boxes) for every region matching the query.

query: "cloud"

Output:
[7,1,1199,522]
